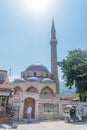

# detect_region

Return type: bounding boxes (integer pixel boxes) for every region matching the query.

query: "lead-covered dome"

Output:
[27,77,40,82]
[41,78,54,83]
[13,78,25,83]
[25,64,49,72]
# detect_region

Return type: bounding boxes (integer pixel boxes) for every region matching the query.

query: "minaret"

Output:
[50,19,60,95]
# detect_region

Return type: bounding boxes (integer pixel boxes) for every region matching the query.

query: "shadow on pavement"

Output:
[65,121,87,125]
[18,119,40,125]
[0,124,7,129]
[18,118,61,126]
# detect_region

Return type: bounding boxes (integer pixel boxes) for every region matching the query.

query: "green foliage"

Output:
[58,49,87,101]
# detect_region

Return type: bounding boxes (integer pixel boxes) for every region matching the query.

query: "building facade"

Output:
[0,70,11,123]
[10,20,60,120]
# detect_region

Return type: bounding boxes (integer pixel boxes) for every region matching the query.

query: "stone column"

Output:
[18,95,24,120]
[35,100,39,120]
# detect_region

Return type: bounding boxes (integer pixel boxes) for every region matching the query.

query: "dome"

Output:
[25,64,49,72]
[41,78,54,83]
[27,77,40,82]
[13,78,25,83]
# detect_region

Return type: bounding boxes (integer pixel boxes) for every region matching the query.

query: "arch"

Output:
[40,86,54,99]
[26,86,38,93]
[13,86,22,95]
[23,98,35,118]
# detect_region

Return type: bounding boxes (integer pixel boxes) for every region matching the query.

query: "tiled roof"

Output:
[60,95,76,100]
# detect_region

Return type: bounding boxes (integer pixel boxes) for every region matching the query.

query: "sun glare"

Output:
[23,0,51,16]
[9,0,53,17]
[30,0,47,11]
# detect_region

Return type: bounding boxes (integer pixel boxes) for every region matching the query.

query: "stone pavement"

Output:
[0,119,87,130]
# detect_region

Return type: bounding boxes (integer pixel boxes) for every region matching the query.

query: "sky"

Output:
[0,0,87,81]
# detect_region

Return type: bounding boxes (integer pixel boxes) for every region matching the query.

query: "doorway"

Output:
[23,98,35,118]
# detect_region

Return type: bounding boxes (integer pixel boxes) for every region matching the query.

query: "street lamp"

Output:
[9,89,14,97]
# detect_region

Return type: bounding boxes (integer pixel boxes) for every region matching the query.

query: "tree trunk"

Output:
[80,92,86,102]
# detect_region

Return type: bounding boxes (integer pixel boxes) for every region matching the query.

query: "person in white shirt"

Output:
[0,103,4,112]
[26,104,32,123]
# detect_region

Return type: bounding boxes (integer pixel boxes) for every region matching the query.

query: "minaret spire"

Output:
[50,19,60,97]
[51,18,56,40]
[51,18,55,31]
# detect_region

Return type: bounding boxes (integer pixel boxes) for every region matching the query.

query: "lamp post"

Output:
[47,101,50,120]
[6,89,13,114]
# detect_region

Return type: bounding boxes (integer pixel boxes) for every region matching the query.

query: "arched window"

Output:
[34,72,36,76]
[46,73,48,78]
[23,73,25,78]
[40,86,54,99]
[14,86,22,95]
[26,86,38,93]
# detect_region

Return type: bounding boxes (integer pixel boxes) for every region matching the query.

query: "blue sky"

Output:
[0,0,87,81]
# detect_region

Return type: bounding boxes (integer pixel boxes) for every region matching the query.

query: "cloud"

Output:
[9,74,20,82]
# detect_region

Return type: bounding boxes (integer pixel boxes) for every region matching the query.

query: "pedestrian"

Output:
[0,103,4,112]
[26,104,32,123]
[70,106,76,119]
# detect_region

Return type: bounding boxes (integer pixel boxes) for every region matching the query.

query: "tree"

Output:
[58,49,87,102]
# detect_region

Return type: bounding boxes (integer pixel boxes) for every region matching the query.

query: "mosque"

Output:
[10,20,61,120]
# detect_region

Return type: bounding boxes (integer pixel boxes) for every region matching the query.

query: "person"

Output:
[26,104,32,123]
[70,106,76,119]
[0,103,4,112]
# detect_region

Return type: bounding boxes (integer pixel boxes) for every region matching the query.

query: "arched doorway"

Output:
[23,98,35,118]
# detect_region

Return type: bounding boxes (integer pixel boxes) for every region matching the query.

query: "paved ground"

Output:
[0,120,87,130]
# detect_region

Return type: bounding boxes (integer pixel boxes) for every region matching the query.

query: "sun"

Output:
[30,0,48,12]
[9,0,52,17]
[24,0,51,16]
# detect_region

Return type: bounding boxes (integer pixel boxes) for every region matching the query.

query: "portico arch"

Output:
[13,86,22,95]
[26,86,38,93]
[40,86,54,99]
[23,97,35,118]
